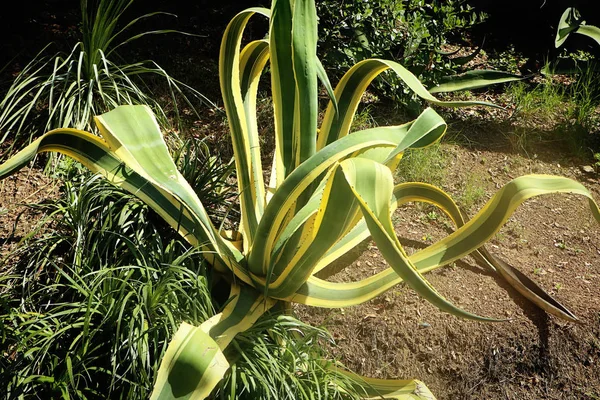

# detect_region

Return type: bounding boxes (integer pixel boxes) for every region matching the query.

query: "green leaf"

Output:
[318,59,499,150]
[429,70,527,93]
[555,8,581,48]
[336,157,498,321]
[220,8,270,246]
[151,322,229,400]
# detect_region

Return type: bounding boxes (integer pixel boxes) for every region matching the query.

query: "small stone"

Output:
[581,165,595,174]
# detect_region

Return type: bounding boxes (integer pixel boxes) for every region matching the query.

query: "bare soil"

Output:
[2,4,600,399]
[0,165,60,262]
[296,122,600,400]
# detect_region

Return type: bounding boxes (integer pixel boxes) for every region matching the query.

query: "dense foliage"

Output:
[0,176,214,398]
[316,0,487,106]
[0,2,599,400]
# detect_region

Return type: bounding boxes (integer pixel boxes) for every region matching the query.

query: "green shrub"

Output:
[1,2,599,399]
[316,0,487,106]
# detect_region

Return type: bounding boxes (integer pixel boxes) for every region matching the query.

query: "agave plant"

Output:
[555,7,600,48]
[1,0,600,399]
[0,0,211,159]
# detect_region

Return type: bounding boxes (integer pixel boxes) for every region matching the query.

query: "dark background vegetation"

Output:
[0,0,269,99]
[2,0,599,95]
[1,1,600,399]
[467,0,600,71]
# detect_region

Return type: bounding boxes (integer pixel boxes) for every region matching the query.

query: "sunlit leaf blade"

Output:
[150,322,229,400]
[473,246,579,322]
[249,108,446,280]
[263,161,363,299]
[338,369,436,400]
[94,105,222,248]
[152,284,275,400]
[238,39,270,230]
[249,126,401,278]
[290,176,600,312]
[316,58,338,115]
[310,175,579,321]
[220,8,270,246]
[318,59,499,150]
[309,182,462,279]
[0,126,253,286]
[337,157,497,321]
[0,129,202,245]
[555,7,582,48]
[575,25,600,45]
[555,7,600,48]
[93,105,249,279]
[429,70,527,93]
[206,284,277,347]
[239,40,270,101]
[290,0,318,167]
[409,175,600,271]
[270,0,296,184]
[267,108,447,291]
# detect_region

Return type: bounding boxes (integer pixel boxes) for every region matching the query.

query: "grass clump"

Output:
[395,141,448,187]
[0,0,210,160]
[0,175,214,398]
[508,79,564,123]
[215,314,361,400]
[0,158,356,399]
[506,61,600,155]
[459,172,487,211]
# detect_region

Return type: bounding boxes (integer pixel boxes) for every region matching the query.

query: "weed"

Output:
[427,211,439,221]
[396,141,447,186]
[566,61,600,130]
[489,45,526,74]
[594,153,600,171]
[351,105,377,132]
[495,231,507,242]
[508,79,564,122]
[506,59,600,157]
[459,172,487,210]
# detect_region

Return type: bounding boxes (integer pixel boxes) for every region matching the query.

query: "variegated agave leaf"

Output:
[2,1,600,399]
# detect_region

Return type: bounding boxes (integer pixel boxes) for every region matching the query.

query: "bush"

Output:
[316,0,487,106]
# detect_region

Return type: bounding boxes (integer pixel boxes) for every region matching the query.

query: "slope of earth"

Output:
[0,164,61,266]
[295,119,600,400]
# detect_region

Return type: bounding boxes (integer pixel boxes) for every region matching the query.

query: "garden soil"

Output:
[2,2,600,399]
[2,127,599,400]
[295,129,600,400]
